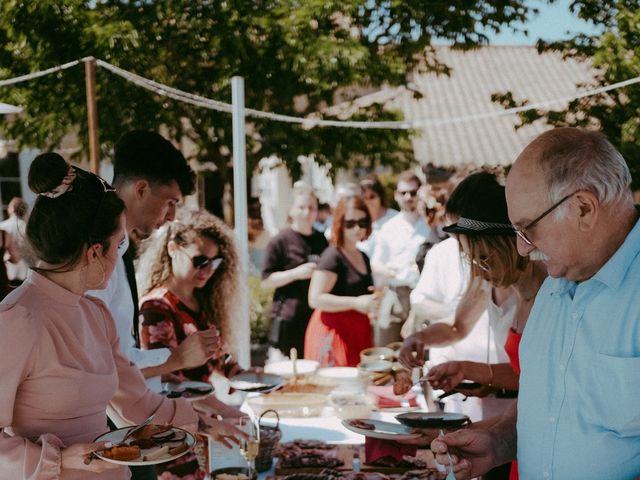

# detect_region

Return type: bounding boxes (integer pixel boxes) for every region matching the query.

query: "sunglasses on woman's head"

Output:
[344,219,370,229]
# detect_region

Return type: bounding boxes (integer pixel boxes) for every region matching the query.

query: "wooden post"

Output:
[84,58,100,174]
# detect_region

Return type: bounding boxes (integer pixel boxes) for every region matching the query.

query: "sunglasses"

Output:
[344,218,370,229]
[178,246,223,270]
[397,189,418,197]
[97,175,117,193]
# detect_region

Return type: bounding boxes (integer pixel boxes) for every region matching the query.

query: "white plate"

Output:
[228,372,283,392]
[161,381,214,401]
[341,418,421,441]
[264,359,319,378]
[93,426,195,466]
[316,367,359,380]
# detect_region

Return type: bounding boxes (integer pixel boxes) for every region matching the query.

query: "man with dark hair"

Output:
[89,131,221,479]
[370,169,436,345]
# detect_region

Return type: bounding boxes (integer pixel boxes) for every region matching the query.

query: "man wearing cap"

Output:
[370,170,436,345]
[431,128,640,480]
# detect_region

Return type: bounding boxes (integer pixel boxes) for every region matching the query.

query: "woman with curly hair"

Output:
[136,209,244,479]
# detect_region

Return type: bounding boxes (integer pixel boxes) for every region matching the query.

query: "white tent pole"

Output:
[232,76,250,367]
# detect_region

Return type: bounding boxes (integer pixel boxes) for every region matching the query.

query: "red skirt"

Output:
[304,309,373,367]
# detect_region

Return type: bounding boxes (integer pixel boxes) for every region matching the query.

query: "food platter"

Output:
[341,419,421,441]
[229,371,284,393]
[93,425,195,466]
[395,412,470,429]
[161,381,214,401]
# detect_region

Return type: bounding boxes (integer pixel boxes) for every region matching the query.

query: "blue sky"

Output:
[484,0,603,45]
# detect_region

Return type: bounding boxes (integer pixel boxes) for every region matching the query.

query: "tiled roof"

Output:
[382,46,596,167]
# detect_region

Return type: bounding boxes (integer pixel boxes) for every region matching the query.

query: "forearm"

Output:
[309,293,360,312]
[414,322,464,348]
[141,355,178,379]
[486,402,518,464]
[261,270,296,289]
[461,362,520,391]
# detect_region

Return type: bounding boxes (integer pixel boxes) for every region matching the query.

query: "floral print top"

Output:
[139,287,239,381]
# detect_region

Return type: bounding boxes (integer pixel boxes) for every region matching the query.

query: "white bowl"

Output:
[360,347,395,363]
[264,359,319,378]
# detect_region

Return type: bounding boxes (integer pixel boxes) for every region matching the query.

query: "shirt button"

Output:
[549,416,556,423]
[559,364,565,371]
[543,472,550,479]
[572,313,579,319]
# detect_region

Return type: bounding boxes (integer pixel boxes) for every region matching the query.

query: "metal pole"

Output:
[84,57,100,174]
[232,76,250,367]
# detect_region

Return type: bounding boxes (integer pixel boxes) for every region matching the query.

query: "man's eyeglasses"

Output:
[344,218,370,229]
[513,192,576,246]
[179,246,223,270]
[397,189,418,197]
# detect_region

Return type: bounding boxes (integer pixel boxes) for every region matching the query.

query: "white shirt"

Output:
[88,235,170,392]
[370,212,431,288]
[358,208,398,258]
[0,216,28,281]
[410,237,467,312]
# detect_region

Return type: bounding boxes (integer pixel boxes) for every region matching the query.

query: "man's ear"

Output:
[133,179,151,200]
[573,191,598,232]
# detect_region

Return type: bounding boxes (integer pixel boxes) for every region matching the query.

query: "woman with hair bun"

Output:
[0,153,243,479]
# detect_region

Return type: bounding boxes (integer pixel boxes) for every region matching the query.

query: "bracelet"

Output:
[486,363,494,387]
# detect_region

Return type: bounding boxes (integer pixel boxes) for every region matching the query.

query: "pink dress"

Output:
[0,271,198,479]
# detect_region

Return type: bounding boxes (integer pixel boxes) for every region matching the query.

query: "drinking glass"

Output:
[239,416,260,478]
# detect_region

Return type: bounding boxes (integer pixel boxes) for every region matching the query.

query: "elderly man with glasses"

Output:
[431,127,640,480]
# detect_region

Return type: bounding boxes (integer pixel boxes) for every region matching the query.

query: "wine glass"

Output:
[239,416,260,478]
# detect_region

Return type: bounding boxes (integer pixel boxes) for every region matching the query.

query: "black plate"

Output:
[395,411,470,429]
[456,380,482,390]
[210,466,256,479]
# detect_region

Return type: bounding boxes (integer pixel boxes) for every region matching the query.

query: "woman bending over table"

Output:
[0,153,243,480]
[137,209,246,478]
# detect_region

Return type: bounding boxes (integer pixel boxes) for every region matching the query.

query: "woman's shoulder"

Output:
[0,300,42,345]
[140,287,178,312]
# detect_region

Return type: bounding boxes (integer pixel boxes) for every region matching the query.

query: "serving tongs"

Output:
[85,414,155,464]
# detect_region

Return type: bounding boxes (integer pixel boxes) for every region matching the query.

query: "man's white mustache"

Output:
[529,250,550,261]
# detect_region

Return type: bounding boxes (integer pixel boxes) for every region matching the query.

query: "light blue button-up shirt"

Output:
[518,216,640,479]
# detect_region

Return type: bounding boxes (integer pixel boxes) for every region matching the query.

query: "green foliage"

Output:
[491,1,640,188]
[248,275,273,345]
[0,0,533,182]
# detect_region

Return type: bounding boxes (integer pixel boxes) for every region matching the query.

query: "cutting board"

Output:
[275,444,358,474]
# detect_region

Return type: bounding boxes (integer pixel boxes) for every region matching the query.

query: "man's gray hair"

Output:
[533,128,631,209]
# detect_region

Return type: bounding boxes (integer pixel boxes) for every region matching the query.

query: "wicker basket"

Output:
[255,409,281,472]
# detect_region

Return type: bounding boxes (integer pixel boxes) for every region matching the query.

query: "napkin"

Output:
[367,385,417,409]
[364,436,418,465]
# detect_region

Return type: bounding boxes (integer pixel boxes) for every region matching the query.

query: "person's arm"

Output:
[431,402,518,479]
[428,361,520,392]
[260,234,316,289]
[139,301,222,379]
[308,269,374,314]
[0,305,119,476]
[261,262,316,289]
[399,281,485,368]
[3,231,20,264]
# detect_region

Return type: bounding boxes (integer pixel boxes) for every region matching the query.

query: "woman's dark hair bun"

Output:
[28,152,70,195]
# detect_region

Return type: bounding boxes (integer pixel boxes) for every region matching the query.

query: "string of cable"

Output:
[1,57,639,129]
[0,59,82,87]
